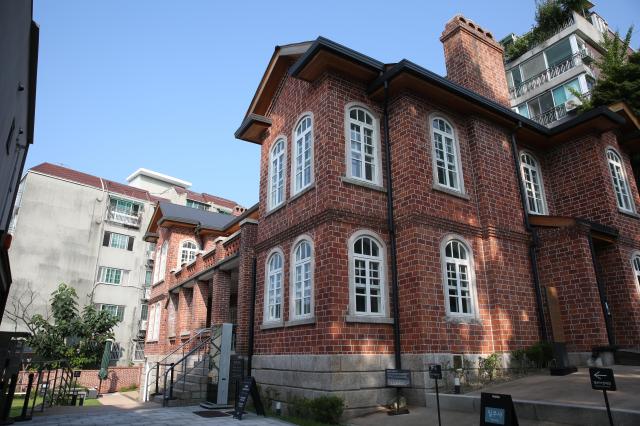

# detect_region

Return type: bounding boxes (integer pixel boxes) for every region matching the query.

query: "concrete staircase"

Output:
[153,356,209,406]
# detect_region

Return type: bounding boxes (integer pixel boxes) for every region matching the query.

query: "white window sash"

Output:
[432,119,461,191]
[607,151,633,212]
[294,117,313,194]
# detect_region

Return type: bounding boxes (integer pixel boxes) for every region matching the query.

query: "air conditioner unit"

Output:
[565,99,582,112]
[139,320,148,331]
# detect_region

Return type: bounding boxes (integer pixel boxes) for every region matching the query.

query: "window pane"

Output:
[520,53,546,80]
[545,38,572,68]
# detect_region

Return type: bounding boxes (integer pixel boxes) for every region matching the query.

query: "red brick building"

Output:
[146,15,640,415]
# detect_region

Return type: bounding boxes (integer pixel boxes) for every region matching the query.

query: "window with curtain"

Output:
[293,116,313,194]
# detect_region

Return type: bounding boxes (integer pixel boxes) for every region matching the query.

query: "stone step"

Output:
[172,380,206,392]
[175,373,208,385]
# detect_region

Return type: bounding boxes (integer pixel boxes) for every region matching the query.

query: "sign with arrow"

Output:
[589,368,616,391]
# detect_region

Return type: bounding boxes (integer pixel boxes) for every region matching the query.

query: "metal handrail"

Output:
[531,103,568,126]
[17,359,77,418]
[144,327,210,400]
[509,49,590,100]
[162,335,211,406]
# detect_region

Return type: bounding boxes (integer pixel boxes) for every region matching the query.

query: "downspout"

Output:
[509,123,549,342]
[247,257,257,375]
[586,233,615,346]
[383,81,403,370]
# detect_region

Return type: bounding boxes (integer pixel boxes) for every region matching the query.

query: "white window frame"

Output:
[97,266,128,285]
[606,148,635,213]
[631,251,640,292]
[344,103,382,186]
[268,137,287,211]
[519,150,548,215]
[264,248,284,324]
[167,295,177,338]
[291,113,314,195]
[348,230,387,317]
[440,235,479,319]
[99,304,125,321]
[153,241,168,284]
[430,114,465,194]
[179,239,198,266]
[289,236,314,320]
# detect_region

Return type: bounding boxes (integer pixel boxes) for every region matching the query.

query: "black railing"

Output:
[162,336,210,407]
[144,327,210,401]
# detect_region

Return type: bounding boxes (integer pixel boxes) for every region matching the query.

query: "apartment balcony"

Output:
[509,49,593,100]
[530,92,590,127]
[107,208,141,228]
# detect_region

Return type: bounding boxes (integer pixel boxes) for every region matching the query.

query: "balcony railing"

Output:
[509,49,591,100]
[531,104,568,126]
[107,208,141,227]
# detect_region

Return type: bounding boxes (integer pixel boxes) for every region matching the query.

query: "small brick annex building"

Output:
[144,15,640,416]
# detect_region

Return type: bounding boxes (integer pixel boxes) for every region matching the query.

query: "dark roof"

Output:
[172,186,239,209]
[30,163,167,203]
[157,201,237,231]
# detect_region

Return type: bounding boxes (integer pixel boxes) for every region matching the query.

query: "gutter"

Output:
[509,123,549,343]
[247,257,257,375]
[586,233,615,346]
[383,81,403,370]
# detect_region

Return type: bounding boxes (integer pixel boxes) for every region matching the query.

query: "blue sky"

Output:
[30,0,639,207]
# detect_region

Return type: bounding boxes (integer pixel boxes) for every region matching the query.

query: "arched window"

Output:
[265,250,284,322]
[632,253,640,290]
[179,240,198,266]
[606,149,634,212]
[268,138,286,210]
[442,237,476,316]
[431,117,463,192]
[293,115,313,194]
[347,106,380,184]
[291,238,313,319]
[350,233,385,315]
[153,241,168,284]
[520,151,547,214]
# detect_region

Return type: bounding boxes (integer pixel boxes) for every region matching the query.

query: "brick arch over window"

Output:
[289,235,314,320]
[291,113,314,195]
[347,230,388,317]
[429,113,465,194]
[344,103,382,186]
[605,147,635,213]
[178,239,198,267]
[264,247,285,324]
[439,234,479,319]
[519,150,548,215]
[268,137,287,211]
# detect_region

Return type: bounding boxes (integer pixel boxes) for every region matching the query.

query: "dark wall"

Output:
[0,0,39,320]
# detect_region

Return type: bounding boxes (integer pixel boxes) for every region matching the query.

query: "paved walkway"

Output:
[348,406,569,426]
[468,365,640,411]
[28,404,287,426]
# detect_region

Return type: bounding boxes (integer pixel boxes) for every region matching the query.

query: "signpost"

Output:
[589,367,616,426]
[429,364,443,426]
[479,393,519,426]
[233,376,265,420]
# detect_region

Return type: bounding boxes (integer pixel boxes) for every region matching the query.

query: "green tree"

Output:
[588,27,640,115]
[28,283,120,368]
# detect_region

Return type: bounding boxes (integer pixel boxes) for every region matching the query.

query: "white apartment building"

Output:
[1,163,241,365]
[501,6,615,127]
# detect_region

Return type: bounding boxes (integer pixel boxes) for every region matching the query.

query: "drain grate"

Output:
[193,410,231,418]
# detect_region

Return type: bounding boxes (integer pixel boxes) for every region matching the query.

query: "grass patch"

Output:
[9,394,101,418]
[278,414,338,426]
[118,384,138,392]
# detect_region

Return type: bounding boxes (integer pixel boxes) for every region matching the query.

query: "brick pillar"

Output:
[440,15,510,106]
[210,270,231,326]
[235,220,257,355]
[193,280,209,330]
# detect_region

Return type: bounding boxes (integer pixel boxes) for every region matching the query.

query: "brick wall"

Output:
[18,367,141,394]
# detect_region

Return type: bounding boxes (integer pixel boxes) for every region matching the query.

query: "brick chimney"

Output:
[440,15,510,107]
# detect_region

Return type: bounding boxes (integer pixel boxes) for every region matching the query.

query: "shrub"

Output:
[525,341,553,368]
[310,395,344,424]
[288,395,344,425]
[479,353,501,381]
